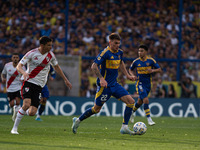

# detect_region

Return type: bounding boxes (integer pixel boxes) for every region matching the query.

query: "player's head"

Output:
[39,36,53,53]
[139,44,148,51]
[11,53,20,64]
[109,33,121,52]
[138,44,148,58]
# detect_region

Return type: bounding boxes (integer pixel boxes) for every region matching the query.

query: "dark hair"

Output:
[139,44,148,51]
[39,36,52,45]
[109,33,121,41]
[12,53,19,56]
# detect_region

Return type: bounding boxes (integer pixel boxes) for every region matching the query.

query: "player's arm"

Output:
[53,64,72,89]
[119,61,137,81]
[49,65,56,81]
[91,62,107,88]
[1,73,6,83]
[16,63,29,81]
[147,68,162,74]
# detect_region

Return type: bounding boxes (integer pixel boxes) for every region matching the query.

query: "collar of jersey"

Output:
[139,56,147,61]
[107,46,118,53]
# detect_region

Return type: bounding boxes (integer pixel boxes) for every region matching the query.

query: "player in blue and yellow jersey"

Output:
[72,33,138,135]
[129,44,162,125]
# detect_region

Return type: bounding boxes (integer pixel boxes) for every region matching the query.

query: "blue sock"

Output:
[79,107,96,121]
[123,106,133,125]
[133,103,140,112]
[144,104,150,117]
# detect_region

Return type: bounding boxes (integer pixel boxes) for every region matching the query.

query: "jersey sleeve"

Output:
[20,51,32,65]
[152,59,160,69]
[130,60,136,70]
[50,52,58,66]
[94,51,107,65]
[49,65,56,79]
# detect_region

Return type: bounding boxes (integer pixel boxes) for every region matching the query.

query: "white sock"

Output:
[147,117,152,121]
[12,108,25,131]
[26,109,29,116]
[37,114,40,118]
[15,105,20,112]
[122,124,128,128]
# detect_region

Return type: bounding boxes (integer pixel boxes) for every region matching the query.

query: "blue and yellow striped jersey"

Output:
[130,56,160,87]
[94,46,123,87]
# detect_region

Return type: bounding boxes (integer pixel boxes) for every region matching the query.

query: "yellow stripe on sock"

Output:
[92,107,97,114]
[144,109,150,112]
[133,106,137,111]
[126,103,135,108]
[146,112,150,116]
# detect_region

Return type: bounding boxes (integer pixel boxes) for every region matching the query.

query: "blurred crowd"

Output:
[0,0,200,97]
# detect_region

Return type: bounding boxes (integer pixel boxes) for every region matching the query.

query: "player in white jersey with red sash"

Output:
[1,53,23,121]
[11,36,72,134]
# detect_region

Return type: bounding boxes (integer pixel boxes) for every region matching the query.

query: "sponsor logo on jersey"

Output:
[138,64,141,66]
[97,57,101,60]
[111,56,114,59]
[146,63,150,66]
[34,57,38,60]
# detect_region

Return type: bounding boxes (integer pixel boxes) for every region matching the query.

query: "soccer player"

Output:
[11,36,72,134]
[72,33,137,135]
[129,44,162,126]
[35,65,56,121]
[1,53,24,121]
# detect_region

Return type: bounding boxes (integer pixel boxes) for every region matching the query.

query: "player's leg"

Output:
[12,95,21,122]
[143,97,155,126]
[72,86,111,134]
[72,104,102,134]
[130,98,143,123]
[11,98,31,134]
[120,95,136,135]
[36,85,49,121]
[36,98,47,121]
[7,92,15,119]
[112,83,136,135]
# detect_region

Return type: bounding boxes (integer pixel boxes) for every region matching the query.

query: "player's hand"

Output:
[2,78,6,83]
[64,80,72,90]
[100,77,107,88]
[127,75,137,81]
[147,69,153,73]
[49,76,54,81]
[23,72,29,81]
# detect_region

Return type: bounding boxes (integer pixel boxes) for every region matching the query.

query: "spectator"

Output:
[179,76,197,98]
[168,84,177,98]
[156,78,167,98]
[86,83,97,98]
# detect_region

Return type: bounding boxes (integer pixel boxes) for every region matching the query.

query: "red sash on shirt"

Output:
[7,70,19,89]
[28,52,52,80]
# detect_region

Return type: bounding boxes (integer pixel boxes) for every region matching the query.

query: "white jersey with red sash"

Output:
[2,62,22,92]
[20,48,58,88]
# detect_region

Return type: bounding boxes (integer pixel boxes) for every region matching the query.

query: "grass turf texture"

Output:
[0,115,200,150]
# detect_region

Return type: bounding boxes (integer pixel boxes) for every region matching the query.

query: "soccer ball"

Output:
[133,122,147,135]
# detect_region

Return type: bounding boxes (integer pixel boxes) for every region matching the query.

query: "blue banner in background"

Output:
[0,93,199,118]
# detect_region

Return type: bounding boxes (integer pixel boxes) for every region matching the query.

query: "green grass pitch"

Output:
[0,115,200,150]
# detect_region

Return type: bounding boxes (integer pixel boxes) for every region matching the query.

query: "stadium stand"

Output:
[0,0,199,97]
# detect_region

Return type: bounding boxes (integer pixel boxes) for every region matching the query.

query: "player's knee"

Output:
[92,106,101,113]
[29,111,36,116]
[22,103,30,110]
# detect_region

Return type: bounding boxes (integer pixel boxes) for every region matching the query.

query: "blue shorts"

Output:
[136,82,150,100]
[42,85,49,99]
[95,82,129,106]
